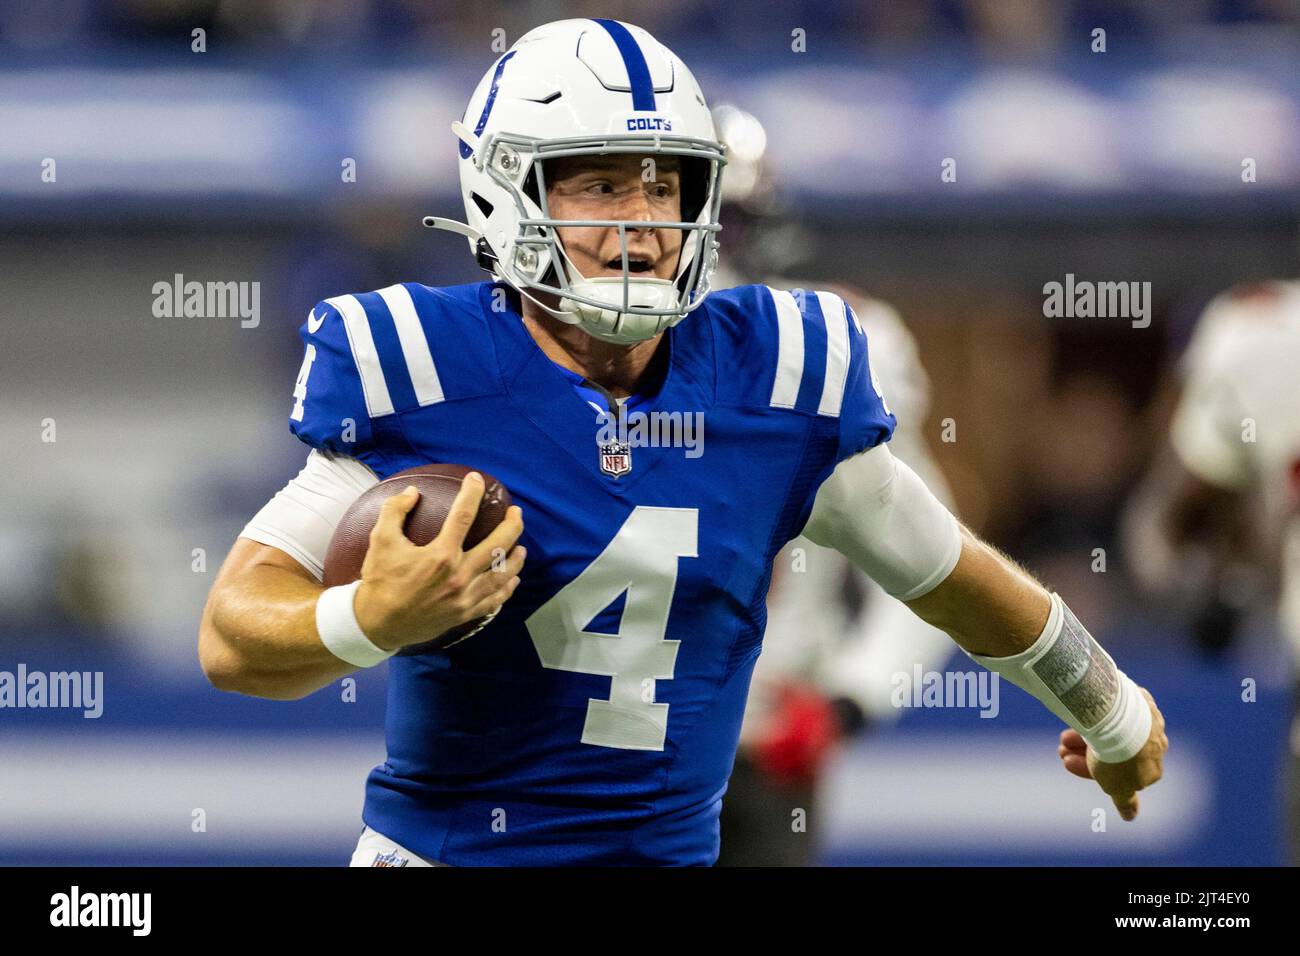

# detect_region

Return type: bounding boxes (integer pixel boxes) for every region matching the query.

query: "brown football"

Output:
[323,463,513,654]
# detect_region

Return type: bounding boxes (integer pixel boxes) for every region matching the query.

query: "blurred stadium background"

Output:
[1,0,1297,865]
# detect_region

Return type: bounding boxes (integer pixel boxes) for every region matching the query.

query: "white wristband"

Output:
[316,581,396,668]
[964,592,1152,763]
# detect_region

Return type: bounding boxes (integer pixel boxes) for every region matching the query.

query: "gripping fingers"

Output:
[461,546,526,607]
[465,505,525,573]
[432,472,487,551]
[372,486,421,547]
[497,543,527,581]
[464,573,522,622]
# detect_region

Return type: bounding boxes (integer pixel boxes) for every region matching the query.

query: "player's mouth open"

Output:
[605,257,655,273]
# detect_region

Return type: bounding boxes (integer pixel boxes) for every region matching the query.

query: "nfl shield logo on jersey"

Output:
[599,439,632,478]
[371,849,410,867]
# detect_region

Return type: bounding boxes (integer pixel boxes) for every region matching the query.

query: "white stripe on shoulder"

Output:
[325,294,395,418]
[816,290,850,417]
[845,299,865,335]
[376,284,444,406]
[767,287,805,409]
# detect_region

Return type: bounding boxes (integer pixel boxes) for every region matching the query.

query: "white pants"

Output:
[348,825,448,867]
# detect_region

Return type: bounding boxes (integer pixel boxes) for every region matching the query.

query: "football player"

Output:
[198,19,1167,866]
[1124,278,1300,861]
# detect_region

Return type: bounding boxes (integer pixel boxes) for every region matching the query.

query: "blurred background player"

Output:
[1124,278,1300,862]
[710,105,958,866]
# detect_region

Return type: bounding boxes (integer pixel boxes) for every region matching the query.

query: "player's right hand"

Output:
[1057,686,1168,822]
[353,473,526,652]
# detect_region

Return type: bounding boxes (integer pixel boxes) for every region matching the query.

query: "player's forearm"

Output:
[201,562,358,700]
[907,525,1154,763]
[903,525,1051,657]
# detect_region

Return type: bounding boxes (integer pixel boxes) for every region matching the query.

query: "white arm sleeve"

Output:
[239,449,381,581]
[801,443,962,602]
[809,433,961,720]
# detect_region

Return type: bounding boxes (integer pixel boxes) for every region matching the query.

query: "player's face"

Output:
[544,153,683,283]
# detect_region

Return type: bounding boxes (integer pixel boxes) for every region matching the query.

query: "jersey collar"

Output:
[480,281,714,492]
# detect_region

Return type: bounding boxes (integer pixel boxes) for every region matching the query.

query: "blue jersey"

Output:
[288,280,895,865]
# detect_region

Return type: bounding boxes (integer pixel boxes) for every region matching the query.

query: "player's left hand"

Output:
[1057,686,1168,822]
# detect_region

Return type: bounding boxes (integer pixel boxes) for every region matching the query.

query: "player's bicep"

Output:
[200,535,318,669]
[219,536,320,587]
[803,443,960,600]
[240,449,380,581]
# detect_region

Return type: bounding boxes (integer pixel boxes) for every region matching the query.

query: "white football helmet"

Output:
[425,18,727,345]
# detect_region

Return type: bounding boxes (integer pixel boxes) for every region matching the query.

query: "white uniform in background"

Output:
[743,286,958,743]
[1168,279,1300,658]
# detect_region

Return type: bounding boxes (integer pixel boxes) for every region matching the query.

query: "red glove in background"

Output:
[752,683,842,788]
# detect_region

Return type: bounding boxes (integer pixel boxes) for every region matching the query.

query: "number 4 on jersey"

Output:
[290,344,317,422]
[526,507,699,752]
